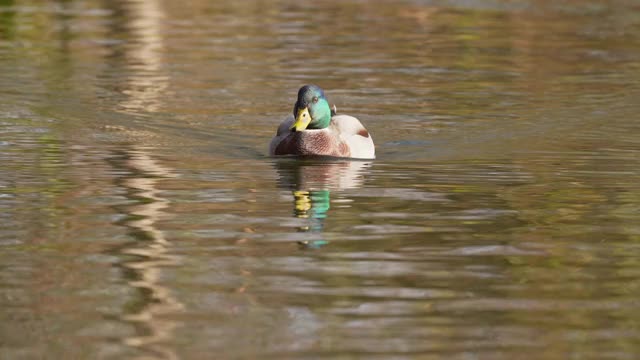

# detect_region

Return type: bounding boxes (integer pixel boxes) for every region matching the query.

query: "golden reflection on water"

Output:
[120,149,182,360]
[111,0,169,116]
[101,0,182,358]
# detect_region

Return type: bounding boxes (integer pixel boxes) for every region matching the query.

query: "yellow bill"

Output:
[290,107,311,131]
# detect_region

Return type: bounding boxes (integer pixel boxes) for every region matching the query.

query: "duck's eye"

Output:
[312,96,318,104]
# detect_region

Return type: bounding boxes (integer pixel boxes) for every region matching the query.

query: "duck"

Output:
[269,85,375,159]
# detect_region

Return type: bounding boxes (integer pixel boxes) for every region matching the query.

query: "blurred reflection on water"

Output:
[116,148,182,360]
[274,159,372,248]
[1,0,640,359]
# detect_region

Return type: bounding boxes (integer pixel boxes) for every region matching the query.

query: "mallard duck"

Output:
[269,85,375,159]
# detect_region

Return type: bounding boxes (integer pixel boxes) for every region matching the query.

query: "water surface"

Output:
[2,0,640,359]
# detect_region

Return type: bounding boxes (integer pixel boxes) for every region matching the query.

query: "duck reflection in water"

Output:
[274,158,372,248]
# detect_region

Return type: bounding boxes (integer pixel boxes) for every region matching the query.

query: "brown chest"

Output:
[275,130,350,157]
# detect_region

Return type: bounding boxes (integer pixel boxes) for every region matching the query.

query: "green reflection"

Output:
[0,0,14,40]
[274,158,371,248]
[293,189,330,248]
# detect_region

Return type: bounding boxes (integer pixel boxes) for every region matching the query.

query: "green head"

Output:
[290,85,332,131]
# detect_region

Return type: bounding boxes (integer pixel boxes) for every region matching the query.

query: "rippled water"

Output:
[2,0,640,359]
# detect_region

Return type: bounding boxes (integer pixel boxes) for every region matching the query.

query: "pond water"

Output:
[2,0,640,358]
